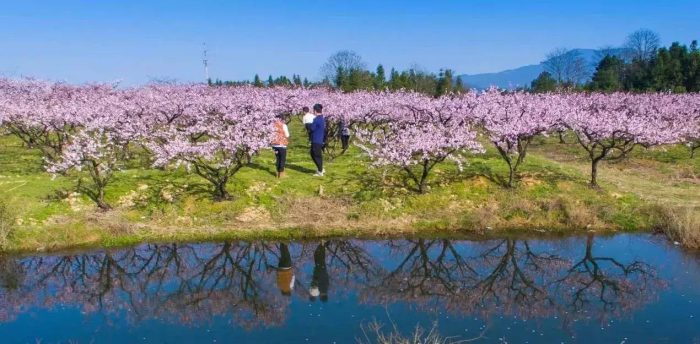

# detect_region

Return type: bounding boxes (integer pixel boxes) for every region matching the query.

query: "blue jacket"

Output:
[310,115,326,144]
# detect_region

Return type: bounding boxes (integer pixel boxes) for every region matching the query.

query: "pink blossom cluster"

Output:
[349,91,484,192]
[561,92,698,146]
[473,89,567,186]
[558,92,700,186]
[1,77,699,205]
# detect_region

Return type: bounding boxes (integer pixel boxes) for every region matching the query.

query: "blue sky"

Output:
[1,0,698,85]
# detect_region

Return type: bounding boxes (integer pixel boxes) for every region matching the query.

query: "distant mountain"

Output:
[457,48,626,90]
[457,63,544,90]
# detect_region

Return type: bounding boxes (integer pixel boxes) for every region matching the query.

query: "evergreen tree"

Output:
[687,40,700,92]
[657,43,689,92]
[388,68,400,90]
[589,55,624,92]
[267,75,274,87]
[253,74,263,87]
[346,69,375,91]
[374,64,386,89]
[530,71,557,92]
[454,76,466,93]
[623,59,654,91]
[411,69,439,95]
[334,66,346,90]
[435,69,453,96]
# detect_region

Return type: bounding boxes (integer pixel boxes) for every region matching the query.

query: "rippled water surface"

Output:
[0,234,699,343]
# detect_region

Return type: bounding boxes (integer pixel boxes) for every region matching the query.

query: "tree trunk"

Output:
[507,166,515,188]
[590,159,600,188]
[214,182,231,201]
[96,188,111,211]
[495,145,516,188]
[418,180,426,194]
[96,199,112,211]
[417,163,431,194]
[558,131,566,144]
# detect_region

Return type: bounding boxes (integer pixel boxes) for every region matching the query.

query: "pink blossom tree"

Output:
[0,79,92,163]
[142,85,294,200]
[294,88,372,160]
[354,91,483,193]
[476,90,562,187]
[563,93,686,188]
[3,77,698,202]
[45,85,134,210]
[681,94,700,157]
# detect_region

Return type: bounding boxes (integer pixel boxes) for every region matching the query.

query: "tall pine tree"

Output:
[374,64,386,89]
[253,74,263,87]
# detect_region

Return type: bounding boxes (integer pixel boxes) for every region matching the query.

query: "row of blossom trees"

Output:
[1,78,698,209]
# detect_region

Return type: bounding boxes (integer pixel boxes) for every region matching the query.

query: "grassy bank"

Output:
[0,121,697,253]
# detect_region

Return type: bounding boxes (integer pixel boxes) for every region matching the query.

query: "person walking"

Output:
[339,118,351,151]
[309,104,326,177]
[302,106,314,143]
[271,114,290,178]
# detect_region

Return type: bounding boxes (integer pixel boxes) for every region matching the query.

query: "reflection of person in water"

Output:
[309,242,329,302]
[274,243,294,296]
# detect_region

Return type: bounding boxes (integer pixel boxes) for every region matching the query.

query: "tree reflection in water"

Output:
[553,235,664,326]
[0,236,665,329]
[361,238,566,318]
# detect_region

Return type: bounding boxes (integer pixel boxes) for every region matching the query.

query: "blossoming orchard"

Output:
[0,78,698,209]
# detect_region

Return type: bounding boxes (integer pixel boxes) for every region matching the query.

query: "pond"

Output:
[0,234,698,343]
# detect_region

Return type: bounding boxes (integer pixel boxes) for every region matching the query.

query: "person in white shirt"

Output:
[301,106,314,143]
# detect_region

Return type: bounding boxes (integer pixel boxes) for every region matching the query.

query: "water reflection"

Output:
[0,235,666,329]
[362,236,663,328]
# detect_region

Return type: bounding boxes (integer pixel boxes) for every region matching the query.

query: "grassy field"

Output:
[0,120,698,252]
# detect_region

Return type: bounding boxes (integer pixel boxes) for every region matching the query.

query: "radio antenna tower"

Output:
[202,42,210,82]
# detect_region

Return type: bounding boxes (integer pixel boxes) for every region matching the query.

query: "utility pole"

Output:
[202,42,210,82]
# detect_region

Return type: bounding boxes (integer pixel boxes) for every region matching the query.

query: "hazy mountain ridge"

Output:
[458,48,626,89]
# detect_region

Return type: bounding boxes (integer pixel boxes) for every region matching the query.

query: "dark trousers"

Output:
[273,147,287,172]
[305,124,312,142]
[311,143,323,172]
[278,243,292,268]
[311,244,329,302]
[341,135,350,150]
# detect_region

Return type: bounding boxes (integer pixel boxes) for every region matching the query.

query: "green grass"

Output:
[0,122,697,253]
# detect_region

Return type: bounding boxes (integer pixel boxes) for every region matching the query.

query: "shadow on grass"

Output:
[469,160,583,189]
[464,161,508,186]
[113,172,219,203]
[352,168,421,197]
[247,162,277,177]
[350,164,480,197]
[348,157,586,198]
[286,163,317,174]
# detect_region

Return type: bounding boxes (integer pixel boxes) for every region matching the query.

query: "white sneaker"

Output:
[313,171,324,177]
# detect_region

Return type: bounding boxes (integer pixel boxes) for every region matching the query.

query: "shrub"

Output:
[357,321,467,344]
[660,206,700,249]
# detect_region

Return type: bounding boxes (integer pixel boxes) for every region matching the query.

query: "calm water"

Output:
[0,234,698,343]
